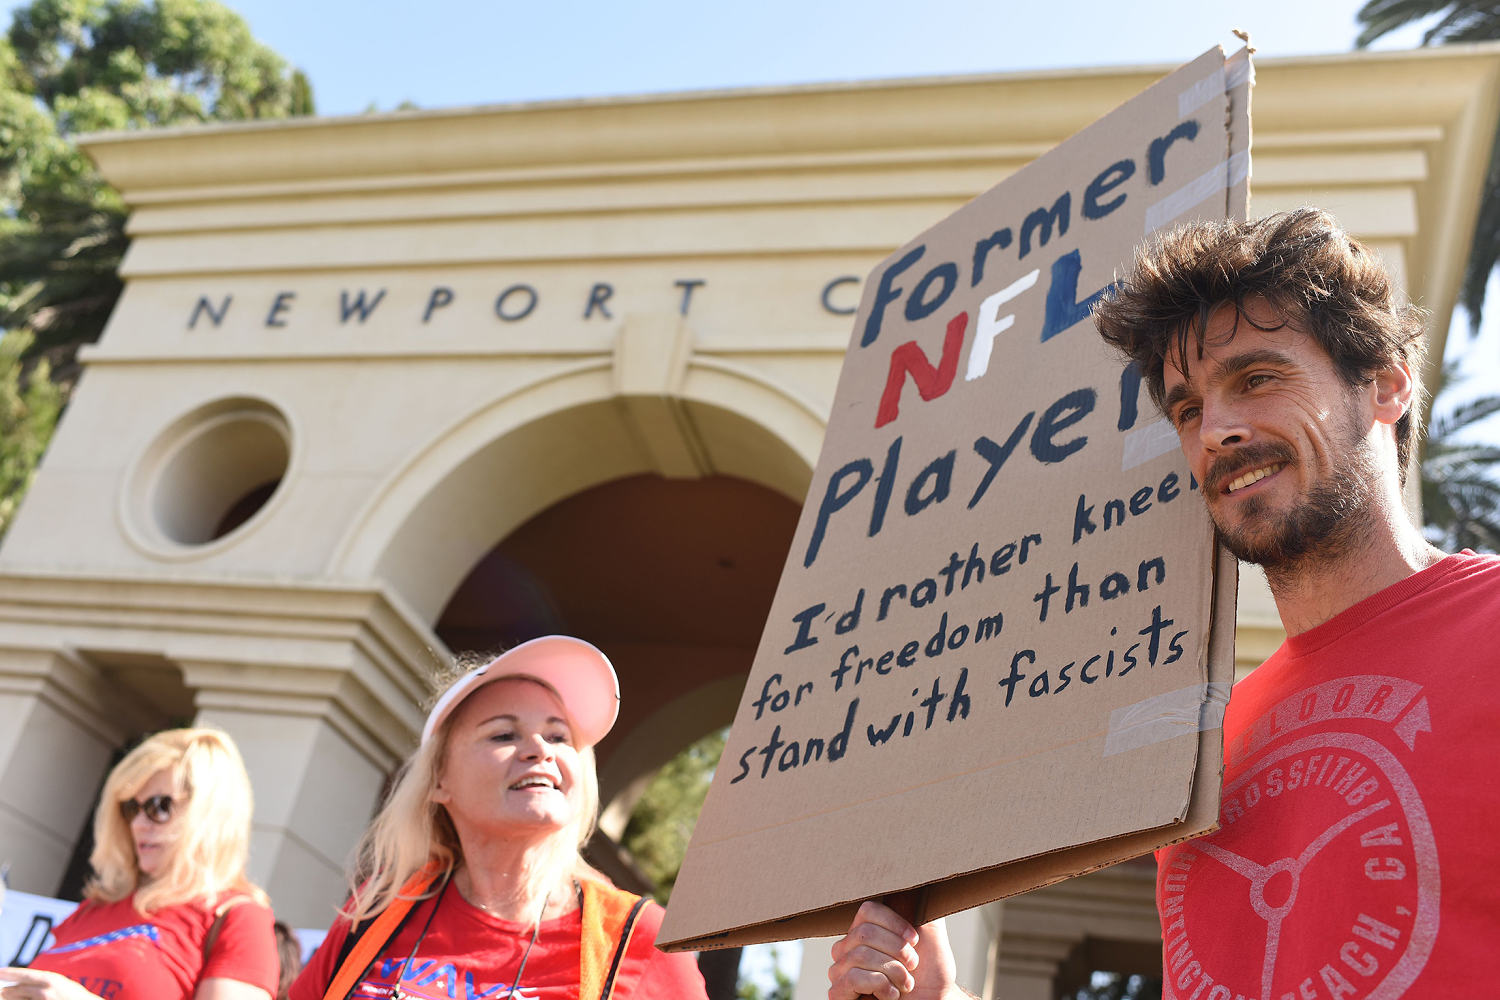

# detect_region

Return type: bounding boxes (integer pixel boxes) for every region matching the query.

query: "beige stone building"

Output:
[2,44,1497,998]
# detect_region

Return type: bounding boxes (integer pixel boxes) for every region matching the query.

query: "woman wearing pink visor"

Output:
[291,636,707,1000]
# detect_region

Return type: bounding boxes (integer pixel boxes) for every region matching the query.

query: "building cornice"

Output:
[79,46,1500,203]
[68,44,1500,475]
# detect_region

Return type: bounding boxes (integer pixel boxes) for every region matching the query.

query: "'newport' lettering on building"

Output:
[186,276,863,331]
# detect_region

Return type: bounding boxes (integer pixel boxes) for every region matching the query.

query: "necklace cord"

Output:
[391,870,551,1000]
[391,872,451,999]
[506,886,550,997]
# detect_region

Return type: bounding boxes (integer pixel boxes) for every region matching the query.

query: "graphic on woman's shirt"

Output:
[39,924,161,956]
[354,957,538,1000]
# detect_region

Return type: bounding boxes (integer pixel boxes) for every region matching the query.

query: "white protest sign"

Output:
[0,887,75,967]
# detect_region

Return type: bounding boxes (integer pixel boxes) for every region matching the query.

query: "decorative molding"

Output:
[78,47,1500,201]
[0,570,445,763]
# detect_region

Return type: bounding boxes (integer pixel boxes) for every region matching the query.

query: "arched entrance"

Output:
[433,472,802,831]
[331,375,816,875]
[331,362,825,624]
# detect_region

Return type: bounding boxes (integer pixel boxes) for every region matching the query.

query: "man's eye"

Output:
[1173,405,1200,427]
[1245,372,1274,389]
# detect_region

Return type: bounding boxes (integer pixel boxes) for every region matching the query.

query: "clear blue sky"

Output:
[222,0,1499,421]
[230,0,1418,116]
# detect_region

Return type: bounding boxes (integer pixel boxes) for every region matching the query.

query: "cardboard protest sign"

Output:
[659,46,1250,950]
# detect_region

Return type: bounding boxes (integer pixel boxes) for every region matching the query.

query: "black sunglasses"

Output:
[119,794,175,824]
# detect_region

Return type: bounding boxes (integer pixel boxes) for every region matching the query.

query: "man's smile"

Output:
[1205,444,1296,499]
[1225,463,1286,494]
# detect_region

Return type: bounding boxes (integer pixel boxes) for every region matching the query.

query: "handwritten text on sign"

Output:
[661,47,1244,951]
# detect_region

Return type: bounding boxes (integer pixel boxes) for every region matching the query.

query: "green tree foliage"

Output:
[735,946,794,1000]
[0,330,62,538]
[0,0,311,533]
[0,0,314,375]
[620,728,725,904]
[1422,370,1500,551]
[1357,1,1500,334]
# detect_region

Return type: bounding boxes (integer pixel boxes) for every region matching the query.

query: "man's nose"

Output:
[1198,398,1251,451]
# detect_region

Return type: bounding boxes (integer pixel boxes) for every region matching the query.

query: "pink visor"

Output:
[422,635,620,749]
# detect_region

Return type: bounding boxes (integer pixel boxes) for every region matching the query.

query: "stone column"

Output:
[992,921,1077,1000]
[191,695,403,926]
[947,903,1002,997]
[179,592,438,926]
[990,861,1162,998]
[0,647,159,895]
[0,573,443,926]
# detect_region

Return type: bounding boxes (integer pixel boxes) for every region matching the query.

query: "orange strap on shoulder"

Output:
[577,880,651,1000]
[320,864,443,1000]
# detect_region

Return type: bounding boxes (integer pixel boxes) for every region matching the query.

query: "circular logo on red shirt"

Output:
[1161,718,1438,999]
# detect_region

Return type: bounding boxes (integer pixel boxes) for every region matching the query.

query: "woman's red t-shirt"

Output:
[28,893,279,1000]
[291,887,706,1000]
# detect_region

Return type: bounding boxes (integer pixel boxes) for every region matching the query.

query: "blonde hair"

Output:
[344,676,603,923]
[88,728,267,913]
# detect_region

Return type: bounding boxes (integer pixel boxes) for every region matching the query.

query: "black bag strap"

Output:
[329,913,377,977]
[322,870,447,1000]
[202,896,250,964]
[597,896,648,1000]
[327,902,423,997]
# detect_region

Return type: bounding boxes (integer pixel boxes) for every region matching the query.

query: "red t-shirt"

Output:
[1156,552,1500,999]
[29,892,278,1000]
[291,884,706,1000]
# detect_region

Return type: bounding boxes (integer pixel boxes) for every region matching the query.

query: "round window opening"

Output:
[138,399,292,547]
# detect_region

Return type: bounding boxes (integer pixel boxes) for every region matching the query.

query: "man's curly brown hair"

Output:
[1092,207,1428,485]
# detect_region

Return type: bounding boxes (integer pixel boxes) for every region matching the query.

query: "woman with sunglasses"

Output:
[1,729,279,1000]
[290,636,708,1000]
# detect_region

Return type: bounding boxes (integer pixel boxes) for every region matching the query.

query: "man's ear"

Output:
[1372,359,1415,427]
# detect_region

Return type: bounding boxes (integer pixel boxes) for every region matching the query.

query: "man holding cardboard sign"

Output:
[829,208,1500,999]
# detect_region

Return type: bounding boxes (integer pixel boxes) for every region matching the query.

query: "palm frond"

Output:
[1356,3,1500,332]
[1355,0,1452,46]
[1428,395,1500,439]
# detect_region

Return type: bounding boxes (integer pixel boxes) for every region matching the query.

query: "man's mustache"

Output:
[1204,443,1296,495]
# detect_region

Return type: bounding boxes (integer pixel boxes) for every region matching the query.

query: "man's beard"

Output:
[1205,429,1379,571]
